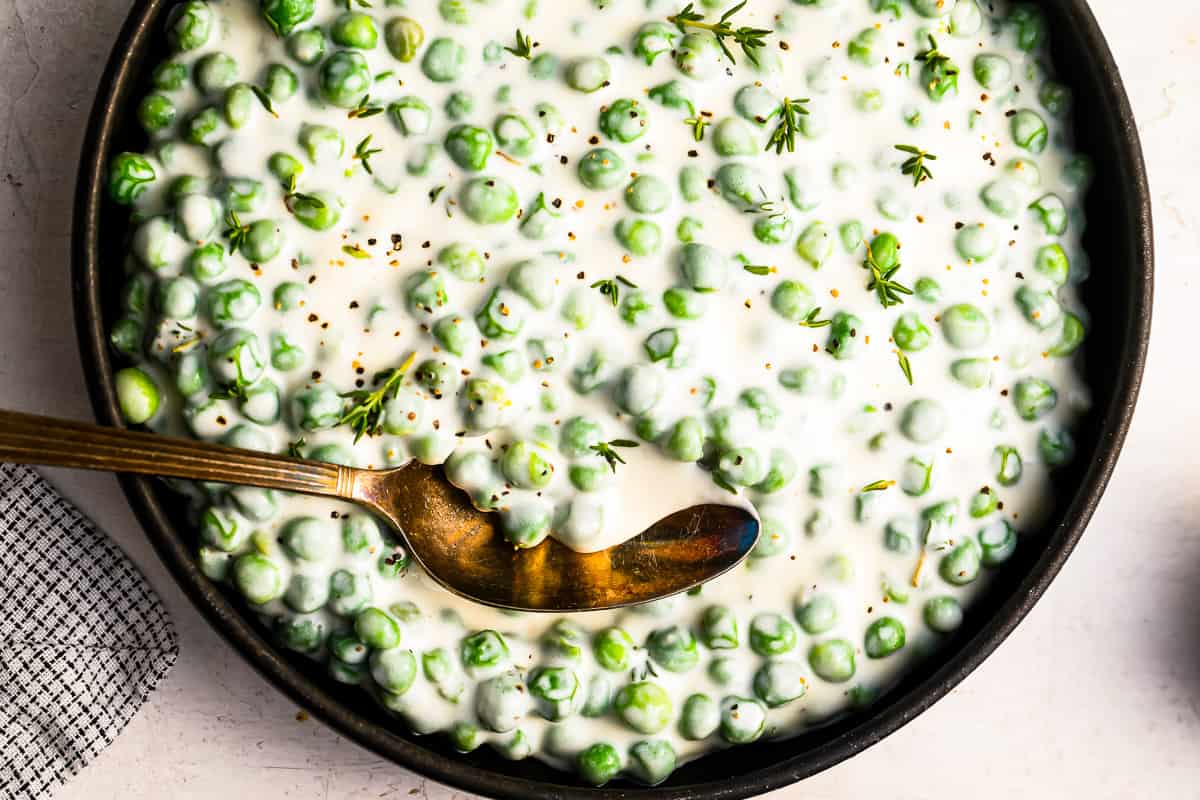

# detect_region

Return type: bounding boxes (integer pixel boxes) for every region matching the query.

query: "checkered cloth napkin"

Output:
[0,464,177,799]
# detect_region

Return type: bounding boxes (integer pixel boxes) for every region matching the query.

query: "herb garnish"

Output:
[347,94,384,119]
[286,438,306,458]
[341,243,370,259]
[897,350,914,384]
[504,29,534,59]
[210,377,249,402]
[353,135,382,175]
[338,353,416,442]
[667,2,772,66]
[683,115,710,141]
[915,35,957,79]
[591,275,637,307]
[222,210,250,256]
[591,439,639,472]
[429,185,446,204]
[250,86,278,118]
[742,264,772,276]
[861,479,893,492]
[895,144,936,187]
[797,307,832,328]
[764,97,811,155]
[863,241,913,308]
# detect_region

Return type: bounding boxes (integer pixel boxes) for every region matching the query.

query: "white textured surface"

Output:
[0,1,1196,797]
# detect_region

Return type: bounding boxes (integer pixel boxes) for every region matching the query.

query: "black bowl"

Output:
[71,2,1152,797]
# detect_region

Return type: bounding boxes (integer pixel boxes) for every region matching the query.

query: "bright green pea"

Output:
[260,0,312,37]
[713,162,765,210]
[941,303,990,348]
[494,113,537,156]
[599,98,649,143]
[115,367,161,424]
[848,27,884,66]
[754,214,794,244]
[1038,428,1075,466]
[1049,312,1085,357]
[529,52,559,79]
[371,647,417,694]
[625,175,670,214]
[1009,3,1047,51]
[978,518,1017,565]
[108,152,156,205]
[770,280,814,324]
[864,617,906,659]
[808,639,856,682]
[1015,286,1062,330]
[461,629,509,673]
[795,221,833,268]
[437,242,485,282]
[678,165,706,203]
[576,743,621,787]
[955,223,997,262]
[386,96,431,136]
[1013,377,1057,421]
[678,242,728,293]
[973,53,1012,90]
[827,311,862,360]
[317,51,371,107]
[749,613,797,656]
[578,147,626,190]
[632,21,677,65]
[355,606,401,649]
[459,176,519,224]
[444,124,492,171]
[593,627,635,672]
[615,681,673,734]
[1029,193,1068,235]
[331,12,378,49]
[893,312,932,351]
[674,32,722,79]
[755,449,798,495]
[138,93,177,133]
[232,552,283,604]
[615,218,662,256]
[529,665,582,720]
[152,61,189,91]
[647,625,699,672]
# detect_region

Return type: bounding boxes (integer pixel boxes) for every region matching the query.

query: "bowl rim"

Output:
[70,1,1153,797]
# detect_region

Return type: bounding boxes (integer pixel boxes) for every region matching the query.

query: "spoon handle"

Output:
[0,409,349,497]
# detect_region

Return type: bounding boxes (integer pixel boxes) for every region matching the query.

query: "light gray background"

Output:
[1,1,1196,797]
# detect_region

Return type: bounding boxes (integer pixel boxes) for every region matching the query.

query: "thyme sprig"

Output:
[796,307,832,328]
[504,29,534,59]
[591,439,639,472]
[764,97,811,155]
[286,438,306,458]
[591,275,637,307]
[347,94,384,119]
[897,350,914,384]
[683,115,710,141]
[895,144,936,187]
[915,35,957,78]
[863,241,913,308]
[353,135,382,175]
[250,85,278,118]
[742,264,772,276]
[338,353,416,442]
[861,479,894,492]
[667,2,772,66]
[222,210,250,256]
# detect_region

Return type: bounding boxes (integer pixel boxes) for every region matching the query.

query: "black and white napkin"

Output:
[0,464,177,799]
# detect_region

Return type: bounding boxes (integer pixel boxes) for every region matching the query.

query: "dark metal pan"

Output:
[71,1,1152,796]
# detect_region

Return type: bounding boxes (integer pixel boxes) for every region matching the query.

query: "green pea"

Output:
[167,0,213,52]
[528,52,560,79]
[900,398,947,443]
[647,625,699,672]
[207,278,261,327]
[498,440,553,490]
[808,639,856,682]
[287,28,326,65]
[678,242,728,293]
[941,303,990,348]
[475,668,525,732]
[597,98,649,143]
[331,12,378,49]
[718,696,766,744]
[288,383,341,431]
[712,162,764,210]
[1011,108,1049,153]
[924,595,964,632]
[1013,378,1057,421]
[137,93,177,134]
[955,223,997,262]
[108,152,156,205]
[577,147,626,190]
[1029,193,1068,235]
[969,487,999,518]
[864,617,906,658]
[460,629,509,675]
[328,570,373,616]
[354,607,401,649]
[698,605,738,650]
[385,96,431,137]
[848,27,884,66]
[712,118,757,156]
[459,176,519,224]
[660,416,703,462]
[755,450,798,494]
[632,21,677,64]
[232,553,283,604]
[754,213,794,245]
[795,221,833,268]
[614,681,672,734]
[676,693,718,740]
[565,57,611,92]
[647,79,695,116]
[529,666,582,721]
[115,366,161,424]
[299,123,344,163]
[827,311,862,360]
[1063,154,1094,190]
[627,739,675,786]
[753,660,808,707]
[749,613,797,656]
[207,327,265,387]
[490,114,535,158]
[973,54,1013,91]
[1015,286,1061,330]
[152,61,189,92]
[939,538,982,586]
[384,17,423,62]
[318,50,371,107]
[593,627,635,672]
[1038,428,1075,466]
[1009,3,1047,51]
[182,106,222,146]
[911,276,940,304]
[576,742,621,787]
[260,0,313,37]
[624,175,670,214]
[421,37,467,82]
[978,518,1017,565]
[733,84,779,125]
[893,312,932,351]
[766,280,812,324]
[615,218,663,256]
[443,124,492,171]
[643,327,680,364]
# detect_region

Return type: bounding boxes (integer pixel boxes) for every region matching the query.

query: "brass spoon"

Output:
[0,409,758,612]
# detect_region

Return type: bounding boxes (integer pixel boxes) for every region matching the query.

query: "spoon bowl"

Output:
[0,409,759,611]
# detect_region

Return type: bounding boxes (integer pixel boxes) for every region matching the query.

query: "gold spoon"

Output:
[0,409,758,611]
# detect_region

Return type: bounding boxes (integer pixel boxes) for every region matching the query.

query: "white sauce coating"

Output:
[116,0,1092,783]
